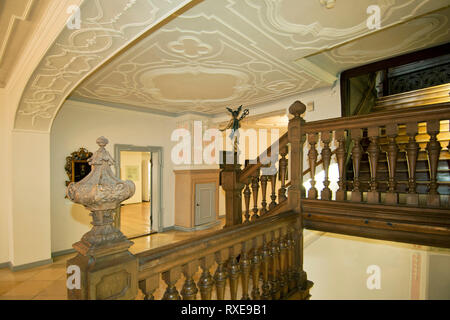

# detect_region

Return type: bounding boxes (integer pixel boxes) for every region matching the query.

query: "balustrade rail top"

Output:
[136,210,297,279]
[238,133,288,183]
[303,102,450,133]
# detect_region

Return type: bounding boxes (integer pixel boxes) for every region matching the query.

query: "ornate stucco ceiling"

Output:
[69,0,450,117]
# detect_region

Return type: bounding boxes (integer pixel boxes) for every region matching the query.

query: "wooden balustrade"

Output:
[220,101,450,248]
[136,211,312,300]
[67,101,450,300]
[297,103,450,208]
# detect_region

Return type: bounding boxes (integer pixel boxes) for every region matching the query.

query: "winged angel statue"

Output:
[220,105,249,151]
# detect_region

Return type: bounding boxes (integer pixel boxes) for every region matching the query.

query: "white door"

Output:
[195,183,216,226]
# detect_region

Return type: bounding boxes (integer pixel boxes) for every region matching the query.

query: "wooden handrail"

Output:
[137,210,296,277]
[303,102,450,133]
[238,133,288,183]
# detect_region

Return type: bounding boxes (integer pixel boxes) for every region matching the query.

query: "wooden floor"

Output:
[120,202,152,238]
[0,217,225,300]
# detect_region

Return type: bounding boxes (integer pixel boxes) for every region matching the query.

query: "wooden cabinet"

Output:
[174,169,220,231]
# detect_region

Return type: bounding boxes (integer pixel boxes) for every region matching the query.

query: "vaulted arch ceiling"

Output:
[69,0,450,116]
[13,0,197,131]
[13,0,450,131]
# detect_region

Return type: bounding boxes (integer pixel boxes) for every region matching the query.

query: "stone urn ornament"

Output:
[67,136,135,255]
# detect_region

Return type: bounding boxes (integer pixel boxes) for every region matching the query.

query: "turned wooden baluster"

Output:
[385,124,399,205]
[269,173,278,209]
[240,240,252,300]
[251,171,260,221]
[197,255,215,300]
[139,275,159,300]
[270,230,281,300]
[279,227,289,298]
[214,249,229,300]
[367,127,380,204]
[260,233,272,300]
[426,120,442,207]
[251,236,263,300]
[335,130,347,201]
[181,261,199,300]
[307,133,319,199]
[260,175,268,215]
[243,180,251,223]
[228,244,242,300]
[405,122,420,206]
[162,267,182,300]
[321,131,332,200]
[286,229,296,293]
[278,146,288,202]
[350,129,363,202]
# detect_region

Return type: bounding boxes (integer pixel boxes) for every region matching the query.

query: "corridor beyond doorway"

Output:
[119,150,153,238]
[120,202,153,239]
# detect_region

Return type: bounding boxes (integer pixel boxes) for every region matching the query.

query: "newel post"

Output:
[66,137,138,300]
[287,101,310,292]
[220,151,244,227]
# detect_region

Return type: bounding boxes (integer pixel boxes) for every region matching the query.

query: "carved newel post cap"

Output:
[67,136,135,211]
[289,101,306,118]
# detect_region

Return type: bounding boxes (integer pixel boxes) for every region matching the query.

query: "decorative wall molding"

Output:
[0,0,35,66]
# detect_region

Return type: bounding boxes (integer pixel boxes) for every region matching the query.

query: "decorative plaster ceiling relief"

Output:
[303,6,450,76]
[14,0,195,131]
[71,0,449,116]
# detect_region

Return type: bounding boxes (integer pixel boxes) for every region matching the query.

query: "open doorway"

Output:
[114,145,163,239]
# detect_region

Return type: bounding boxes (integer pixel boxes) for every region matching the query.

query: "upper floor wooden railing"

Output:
[222,101,450,248]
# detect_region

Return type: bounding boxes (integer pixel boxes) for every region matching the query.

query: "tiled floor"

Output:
[0,218,225,300]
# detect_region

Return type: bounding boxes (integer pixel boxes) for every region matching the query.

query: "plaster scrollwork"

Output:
[71,9,317,115]
[243,0,442,50]
[323,12,450,65]
[14,0,194,131]
[168,36,213,58]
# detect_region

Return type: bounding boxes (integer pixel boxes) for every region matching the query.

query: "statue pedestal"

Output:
[67,242,138,300]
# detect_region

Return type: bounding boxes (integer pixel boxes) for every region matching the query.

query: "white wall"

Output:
[50,100,177,253]
[212,83,341,124]
[11,131,52,266]
[304,232,450,300]
[0,89,11,264]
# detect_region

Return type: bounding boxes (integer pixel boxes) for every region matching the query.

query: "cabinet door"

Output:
[195,183,216,226]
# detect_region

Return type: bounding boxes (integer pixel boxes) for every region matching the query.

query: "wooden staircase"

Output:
[221,102,450,249]
[65,100,450,300]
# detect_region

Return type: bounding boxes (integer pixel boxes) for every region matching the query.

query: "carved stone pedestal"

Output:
[66,137,138,300]
[67,243,138,300]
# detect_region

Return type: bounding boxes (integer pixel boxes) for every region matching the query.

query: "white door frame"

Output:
[114,144,164,234]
